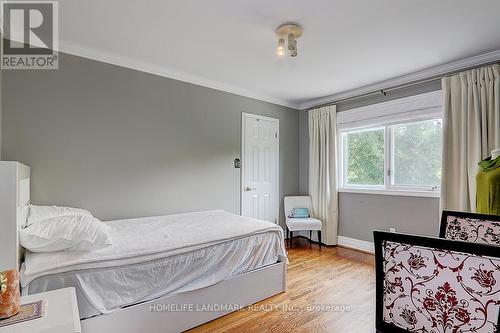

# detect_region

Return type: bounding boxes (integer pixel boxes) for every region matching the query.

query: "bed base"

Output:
[0,162,287,332]
[81,255,287,333]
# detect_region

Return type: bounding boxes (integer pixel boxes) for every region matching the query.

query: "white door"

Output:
[241,113,279,223]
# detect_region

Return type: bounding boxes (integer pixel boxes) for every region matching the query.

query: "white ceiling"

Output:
[58,0,500,109]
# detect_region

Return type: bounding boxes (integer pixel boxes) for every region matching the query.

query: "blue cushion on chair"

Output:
[289,208,310,218]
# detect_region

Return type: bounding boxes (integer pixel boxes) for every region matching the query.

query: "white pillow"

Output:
[20,215,112,252]
[28,205,93,226]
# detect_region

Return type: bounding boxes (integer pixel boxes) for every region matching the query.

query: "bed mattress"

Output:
[21,210,286,319]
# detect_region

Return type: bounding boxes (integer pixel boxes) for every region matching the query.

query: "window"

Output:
[391,119,442,189]
[338,91,443,197]
[344,128,384,186]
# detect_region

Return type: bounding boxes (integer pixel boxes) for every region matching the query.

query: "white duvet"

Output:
[21,210,286,317]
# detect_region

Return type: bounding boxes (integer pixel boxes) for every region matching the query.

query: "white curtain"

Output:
[308,106,339,245]
[441,64,500,212]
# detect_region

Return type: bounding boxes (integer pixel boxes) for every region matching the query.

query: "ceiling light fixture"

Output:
[276,23,303,58]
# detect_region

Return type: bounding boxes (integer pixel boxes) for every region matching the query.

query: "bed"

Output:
[0,162,288,333]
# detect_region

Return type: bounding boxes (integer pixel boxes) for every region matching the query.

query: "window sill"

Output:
[338,187,440,198]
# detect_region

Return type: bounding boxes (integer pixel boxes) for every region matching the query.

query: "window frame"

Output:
[337,91,443,198]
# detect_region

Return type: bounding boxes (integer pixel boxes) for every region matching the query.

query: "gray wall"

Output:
[1,53,300,225]
[299,80,442,242]
[339,193,440,241]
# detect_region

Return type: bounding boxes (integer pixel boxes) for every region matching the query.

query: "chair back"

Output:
[374,231,500,333]
[284,196,313,218]
[440,210,500,246]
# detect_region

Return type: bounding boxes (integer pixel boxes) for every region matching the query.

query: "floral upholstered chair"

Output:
[440,210,500,246]
[374,231,500,333]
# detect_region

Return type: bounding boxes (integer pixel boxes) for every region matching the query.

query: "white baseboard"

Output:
[337,236,374,254]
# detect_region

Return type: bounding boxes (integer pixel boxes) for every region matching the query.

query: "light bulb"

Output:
[291,39,298,57]
[288,33,295,51]
[276,37,285,57]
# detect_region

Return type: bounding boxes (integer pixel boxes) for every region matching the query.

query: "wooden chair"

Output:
[284,196,322,248]
[439,210,500,246]
[373,231,500,333]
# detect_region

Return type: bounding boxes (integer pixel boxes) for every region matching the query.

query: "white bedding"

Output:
[21,211,286,318]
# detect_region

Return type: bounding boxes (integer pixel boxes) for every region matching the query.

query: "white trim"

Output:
[300,49,500,110]
[57,43,500,111]
[338,187,440,198]
[58,41,299,109]
[240,113,280,225]
[337,236,374,254]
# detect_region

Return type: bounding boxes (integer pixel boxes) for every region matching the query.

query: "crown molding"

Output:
[53,41,500,111]
[299,49,500,110]
[58,41,300,110]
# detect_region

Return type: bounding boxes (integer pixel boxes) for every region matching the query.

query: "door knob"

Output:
[244,186,256,192]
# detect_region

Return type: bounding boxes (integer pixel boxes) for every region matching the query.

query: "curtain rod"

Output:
[307,60,500,110]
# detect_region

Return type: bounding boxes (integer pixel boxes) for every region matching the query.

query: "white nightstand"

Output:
[0,287,81,333]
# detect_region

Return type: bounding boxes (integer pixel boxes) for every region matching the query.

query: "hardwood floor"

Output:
[187,237,376,333]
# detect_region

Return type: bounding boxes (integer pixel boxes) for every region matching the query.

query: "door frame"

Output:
[241,112,280,224]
